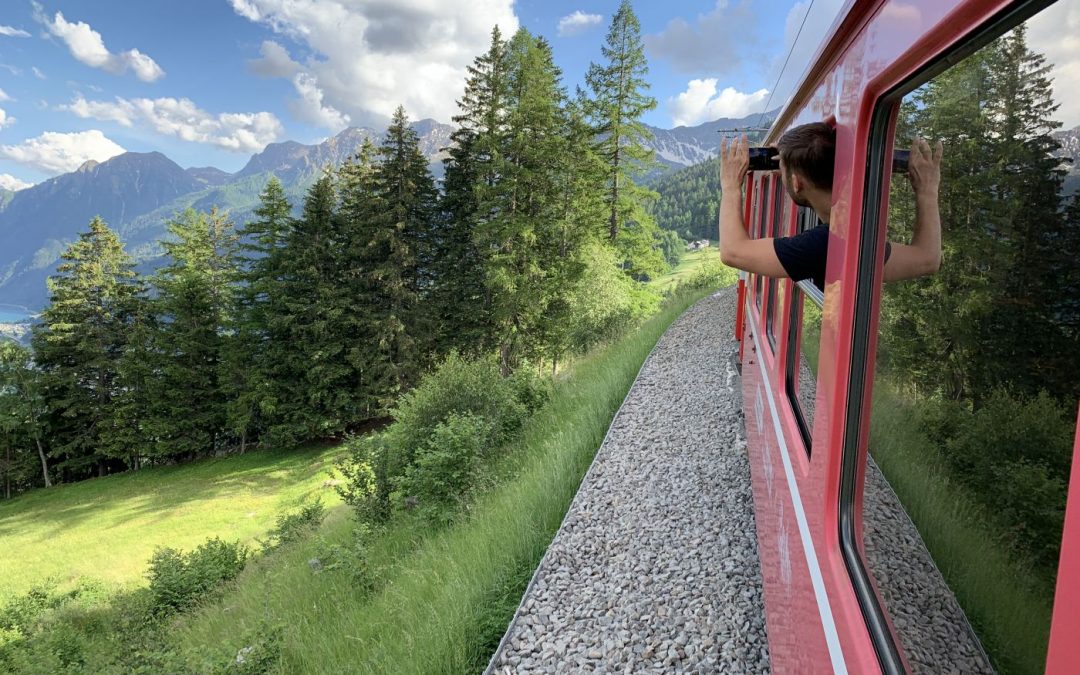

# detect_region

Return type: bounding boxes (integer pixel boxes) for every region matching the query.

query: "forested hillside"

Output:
[0,4,669,497]
[648,157,720,241]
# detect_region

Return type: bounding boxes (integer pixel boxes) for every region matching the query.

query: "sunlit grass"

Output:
[0,444,346,601]
[649,245,719,292]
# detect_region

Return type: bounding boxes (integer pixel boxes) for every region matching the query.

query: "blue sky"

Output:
[0,0,855,188]
[26,0,1056,191]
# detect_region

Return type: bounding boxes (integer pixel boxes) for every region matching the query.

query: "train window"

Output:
[785,206,822,456]
[752,178,764,310]
[849,8,1080,674]
[765,178,785,350]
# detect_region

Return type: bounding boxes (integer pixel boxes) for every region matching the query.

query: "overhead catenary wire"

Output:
[755,0,817,131]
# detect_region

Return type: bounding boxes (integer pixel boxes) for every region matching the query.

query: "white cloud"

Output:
[1027,2,1080,129]
[557,11,603,37]
[228,0,519,128]
[249,40,301,78]
[645,1,758,75]
[63,95,284,153]
[668,79,769,127]
[31,66,45,80]
[289,73,350,132]
[0,129,125,174]
[34,4,165,82]
[0,174,33,191]
[0,25,31,38]
[0,108,13,130]
[0,88,11,102]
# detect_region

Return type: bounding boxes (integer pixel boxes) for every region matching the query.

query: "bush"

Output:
[147,538,249,613]
[261,499,325,551]
[394,413,492,518]
[338,352,556,525]
[680,257,738,291]
[387,352,528,465]
[928,388,1075,571]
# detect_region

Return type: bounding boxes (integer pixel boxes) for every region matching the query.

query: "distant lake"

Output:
[0,307,31,323]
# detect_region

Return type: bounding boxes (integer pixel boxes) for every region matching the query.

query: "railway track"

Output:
[487,288,993,673]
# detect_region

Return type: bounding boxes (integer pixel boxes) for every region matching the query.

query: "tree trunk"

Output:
[240,429,247,455]
[35,437,51,488]
[500,342,512,378]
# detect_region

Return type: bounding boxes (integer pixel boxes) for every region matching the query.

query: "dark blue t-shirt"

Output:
[773,223,890,291]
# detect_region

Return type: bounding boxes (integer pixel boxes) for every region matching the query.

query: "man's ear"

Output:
[789,170,805,195]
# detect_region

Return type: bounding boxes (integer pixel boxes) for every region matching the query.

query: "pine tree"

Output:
[584,0,665,278]
[436,27,509,356]
[356,106,438,407]
[31,217,143,479]
[103,290,156,468]
[148,208,239,460]
[269,174,351,445]
[226,177,294,451]
[0,342,50,488]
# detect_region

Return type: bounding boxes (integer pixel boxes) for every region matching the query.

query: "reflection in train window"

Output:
[785,287,821,456]
[765,179,785,350]
[861,13,1080,674]
[752,180,764,310]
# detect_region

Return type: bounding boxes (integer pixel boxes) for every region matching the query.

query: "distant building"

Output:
[686,239,711,251]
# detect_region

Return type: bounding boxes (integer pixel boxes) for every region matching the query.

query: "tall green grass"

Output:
[868,382,1052,675]
[171,285,721,674]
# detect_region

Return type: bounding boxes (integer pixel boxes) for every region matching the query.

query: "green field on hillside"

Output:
[0,445,345,600]
[650,245,720,292]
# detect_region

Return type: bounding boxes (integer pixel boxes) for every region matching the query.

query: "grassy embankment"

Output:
[0,445,346,601]
[802,295,1048,672]
[868,383,1053,675]
[170,283,724,673]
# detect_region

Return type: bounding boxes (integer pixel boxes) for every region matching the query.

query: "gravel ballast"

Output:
[487,288,771,674]
[487,287,992,674]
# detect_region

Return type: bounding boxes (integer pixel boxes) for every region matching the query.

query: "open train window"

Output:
[752,177,764,311]
[841,3,1079,673]
[784,206,822,457]
[765,177,785,351]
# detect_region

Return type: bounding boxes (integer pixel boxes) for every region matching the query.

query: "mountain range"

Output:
[1,113,1075,312]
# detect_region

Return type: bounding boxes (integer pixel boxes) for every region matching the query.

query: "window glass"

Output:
[861,13,1079,674]
[766,180,785,349]
[753,177,764,309]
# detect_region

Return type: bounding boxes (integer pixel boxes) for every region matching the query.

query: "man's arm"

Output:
[884,138,943,281]
[718,135,788,277]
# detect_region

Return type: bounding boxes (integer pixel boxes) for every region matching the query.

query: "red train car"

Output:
[734,0,1080,672]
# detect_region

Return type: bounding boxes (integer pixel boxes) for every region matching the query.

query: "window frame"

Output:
[765,177,785,351]
[785,206,823,457]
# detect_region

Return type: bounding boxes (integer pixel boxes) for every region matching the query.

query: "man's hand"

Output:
[907,137,942,197]
[720,134,749,192]
[884,137,943,281]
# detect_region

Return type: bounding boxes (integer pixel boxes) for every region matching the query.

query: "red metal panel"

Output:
[1046,406,1080,673]
[739,0,1042,672]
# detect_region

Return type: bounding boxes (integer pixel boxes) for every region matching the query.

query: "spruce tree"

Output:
[436,27,509,356]
[226,177,294,451]
[0,342,50,488]
[31,217,143,479]
[104,289,156,468]
[270,174,351,445]
[148,208,238,460]
[584,0,666,278]
[357,106,438,407]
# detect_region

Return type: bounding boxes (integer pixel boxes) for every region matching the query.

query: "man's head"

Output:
[777,122,835,208]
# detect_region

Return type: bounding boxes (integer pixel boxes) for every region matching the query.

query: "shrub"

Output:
[335,434,392,523]
[934,388,1075,571]
[680,257,738,291]
[147,538,249,613]
[261,499,325,551]
[394,413,492,517]
[388,353,526,461]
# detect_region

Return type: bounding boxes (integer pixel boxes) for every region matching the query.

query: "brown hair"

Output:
[777,122,835,190]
